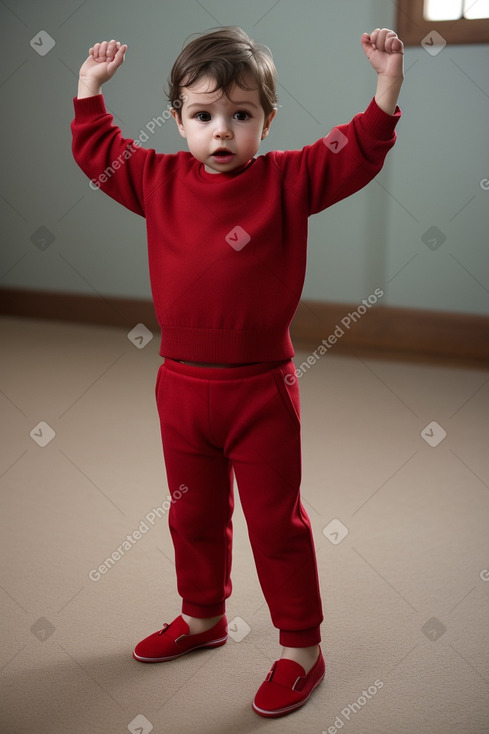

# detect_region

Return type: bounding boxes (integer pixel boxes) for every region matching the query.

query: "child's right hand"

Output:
[79,40,127,86]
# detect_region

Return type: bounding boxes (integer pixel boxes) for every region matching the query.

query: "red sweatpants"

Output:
[155,357,323,648]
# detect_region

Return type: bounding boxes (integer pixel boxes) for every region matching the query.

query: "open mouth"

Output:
[211,149,235,163]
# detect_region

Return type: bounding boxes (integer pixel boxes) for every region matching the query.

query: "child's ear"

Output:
[170,108,186,138]
[261,109,277,140]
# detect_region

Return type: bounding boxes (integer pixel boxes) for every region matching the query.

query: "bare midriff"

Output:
[177,360,258,368]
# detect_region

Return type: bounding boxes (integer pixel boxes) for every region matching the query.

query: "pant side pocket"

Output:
[272,363,301,428]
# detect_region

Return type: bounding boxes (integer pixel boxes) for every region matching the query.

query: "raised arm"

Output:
[72,39,151,216]
[277,29,404,216]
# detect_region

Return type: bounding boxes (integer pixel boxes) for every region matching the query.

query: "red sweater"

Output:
[71,95,401,363]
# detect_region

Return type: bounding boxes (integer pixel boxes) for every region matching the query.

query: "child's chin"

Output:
[203,163,224,174]
[204,160,241,174]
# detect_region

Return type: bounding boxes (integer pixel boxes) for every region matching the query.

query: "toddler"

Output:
[72,25,403,717]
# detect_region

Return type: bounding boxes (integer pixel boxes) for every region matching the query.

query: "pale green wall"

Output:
[1,0,488,314]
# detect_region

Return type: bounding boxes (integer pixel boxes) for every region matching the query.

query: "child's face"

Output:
[171,75,276,174]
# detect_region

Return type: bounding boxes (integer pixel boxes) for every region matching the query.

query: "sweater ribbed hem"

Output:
[73,94,107,119]
[159,325,294,363]
[361,97,401,140]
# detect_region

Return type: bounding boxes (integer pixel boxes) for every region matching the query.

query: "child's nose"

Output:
[213,118,233,138]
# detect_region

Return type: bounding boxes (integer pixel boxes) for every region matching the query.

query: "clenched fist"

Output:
[78,39,127,98]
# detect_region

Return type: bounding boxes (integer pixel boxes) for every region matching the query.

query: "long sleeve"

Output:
[71,94,156,217]
[275,97,401,216]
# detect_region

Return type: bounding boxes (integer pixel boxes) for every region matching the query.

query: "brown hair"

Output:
[167,26,278,119]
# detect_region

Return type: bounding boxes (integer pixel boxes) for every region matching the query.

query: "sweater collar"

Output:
[198,157,256,182]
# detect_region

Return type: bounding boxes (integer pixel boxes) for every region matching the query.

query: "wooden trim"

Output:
[1,287,488,366]
[290,299,489,366]
[396,0,489,46]
[0,287,158,331]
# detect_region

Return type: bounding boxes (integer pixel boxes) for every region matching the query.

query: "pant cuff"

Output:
[182,600,226,617]
[279,626,321,647]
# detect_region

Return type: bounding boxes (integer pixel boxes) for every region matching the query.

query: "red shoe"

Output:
[252,648,325,717]
[133,615,228,662]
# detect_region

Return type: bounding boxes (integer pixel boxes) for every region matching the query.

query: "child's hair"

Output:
[167,26,278,119]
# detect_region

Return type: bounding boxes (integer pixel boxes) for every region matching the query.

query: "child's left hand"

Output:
[361,28,404,78]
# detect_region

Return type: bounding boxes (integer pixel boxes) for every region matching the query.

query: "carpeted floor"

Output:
[1,316,488,734]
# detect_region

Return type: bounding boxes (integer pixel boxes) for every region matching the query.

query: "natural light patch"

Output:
[463,0,489,18]
[424,0,489,19]
[424,0,462,20]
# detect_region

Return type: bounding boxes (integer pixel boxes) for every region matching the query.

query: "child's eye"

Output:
[234,111,251,121]
[195,112,211,122]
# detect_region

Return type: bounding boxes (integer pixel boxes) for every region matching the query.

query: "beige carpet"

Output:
[1,316,488,734]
